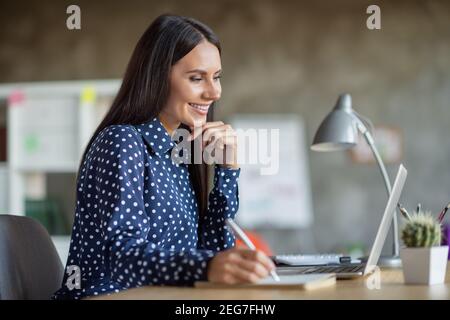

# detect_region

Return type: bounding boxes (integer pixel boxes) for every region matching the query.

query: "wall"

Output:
[1,0,450,255]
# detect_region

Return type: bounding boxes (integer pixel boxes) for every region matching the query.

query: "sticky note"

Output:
[8,90,25,106]
[24,134,39,153]
[81,86,97,104]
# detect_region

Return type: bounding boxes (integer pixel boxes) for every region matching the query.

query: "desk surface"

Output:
[92,266,450,300]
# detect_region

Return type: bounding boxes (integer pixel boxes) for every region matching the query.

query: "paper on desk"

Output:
[195,273,336,290]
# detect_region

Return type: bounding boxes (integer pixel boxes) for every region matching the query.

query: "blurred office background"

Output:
[1,0,450,263]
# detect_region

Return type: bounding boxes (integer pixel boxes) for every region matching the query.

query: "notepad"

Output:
[195,273,336,290]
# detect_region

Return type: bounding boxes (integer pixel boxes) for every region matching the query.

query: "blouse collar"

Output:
[134,117,176,157]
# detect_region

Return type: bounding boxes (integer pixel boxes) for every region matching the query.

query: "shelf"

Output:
[0,80,118,219]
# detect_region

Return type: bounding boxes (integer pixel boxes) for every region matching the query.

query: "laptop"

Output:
[277,164,407,279]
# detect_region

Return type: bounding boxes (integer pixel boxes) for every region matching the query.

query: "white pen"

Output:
[225,218,280,282]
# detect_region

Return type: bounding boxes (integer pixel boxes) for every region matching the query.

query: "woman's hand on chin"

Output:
[189,121,239,168]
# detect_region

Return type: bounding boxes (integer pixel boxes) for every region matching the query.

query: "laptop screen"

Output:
[364,164,407,274]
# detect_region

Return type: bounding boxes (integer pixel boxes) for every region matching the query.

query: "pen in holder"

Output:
[443,223,450,260]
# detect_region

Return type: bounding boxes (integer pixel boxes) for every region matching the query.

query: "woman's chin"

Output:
[188,115,207,128]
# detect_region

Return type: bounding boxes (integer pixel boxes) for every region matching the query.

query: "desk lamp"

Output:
[311,93,401,267]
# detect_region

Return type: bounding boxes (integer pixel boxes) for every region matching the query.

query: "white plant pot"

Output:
[400,246,449,285]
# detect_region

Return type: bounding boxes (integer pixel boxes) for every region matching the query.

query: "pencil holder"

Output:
[400,211,448,285]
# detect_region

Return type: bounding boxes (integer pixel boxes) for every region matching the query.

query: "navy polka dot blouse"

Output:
[52,117,240,299]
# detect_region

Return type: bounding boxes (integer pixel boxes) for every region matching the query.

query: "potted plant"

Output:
[400,211,448,285]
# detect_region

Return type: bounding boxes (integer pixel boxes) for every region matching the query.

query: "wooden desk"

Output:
[92,266,450,300]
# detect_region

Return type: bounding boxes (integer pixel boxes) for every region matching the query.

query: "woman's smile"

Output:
[188,102,210,115]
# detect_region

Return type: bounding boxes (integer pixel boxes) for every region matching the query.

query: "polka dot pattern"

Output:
[52,117,240,299]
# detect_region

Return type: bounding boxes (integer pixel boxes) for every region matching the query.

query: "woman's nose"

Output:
[203,82,221,101]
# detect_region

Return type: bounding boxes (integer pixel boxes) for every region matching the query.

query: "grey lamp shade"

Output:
[311,93,358,152]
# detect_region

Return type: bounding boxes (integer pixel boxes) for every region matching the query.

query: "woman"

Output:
[53,14,275,299]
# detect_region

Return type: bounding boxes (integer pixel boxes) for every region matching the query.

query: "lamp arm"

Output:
[353,115,400,257]
[361,130,392,196]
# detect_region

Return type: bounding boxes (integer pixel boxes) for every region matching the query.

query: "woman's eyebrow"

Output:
[185,69,222,75]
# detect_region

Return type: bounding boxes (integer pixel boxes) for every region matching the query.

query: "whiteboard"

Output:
[10,96,79,171]
[230,114,313,228]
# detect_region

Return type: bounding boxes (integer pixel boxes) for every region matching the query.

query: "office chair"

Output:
[0,215,64,300]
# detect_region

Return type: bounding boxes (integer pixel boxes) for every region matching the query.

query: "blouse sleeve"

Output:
[198,165,241,252]
[89,127,215,288]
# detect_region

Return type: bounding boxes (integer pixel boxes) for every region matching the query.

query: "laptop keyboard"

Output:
[292,264,365,274]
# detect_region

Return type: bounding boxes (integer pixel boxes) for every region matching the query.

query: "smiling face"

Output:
[159,40,222,133]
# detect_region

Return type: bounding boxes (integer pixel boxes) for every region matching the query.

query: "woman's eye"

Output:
[190,76,221,83]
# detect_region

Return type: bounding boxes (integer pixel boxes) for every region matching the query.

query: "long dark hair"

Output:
[79,14,221,217]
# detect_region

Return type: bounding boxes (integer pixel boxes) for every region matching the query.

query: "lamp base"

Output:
[358,255,402,268]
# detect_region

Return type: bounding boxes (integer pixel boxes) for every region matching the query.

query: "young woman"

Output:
[53,14,275,299]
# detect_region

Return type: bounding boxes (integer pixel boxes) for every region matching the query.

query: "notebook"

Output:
[195,273,336,290]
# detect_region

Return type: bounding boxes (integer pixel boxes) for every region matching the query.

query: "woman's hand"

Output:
[189,121,239,169]
[207,248,276,284]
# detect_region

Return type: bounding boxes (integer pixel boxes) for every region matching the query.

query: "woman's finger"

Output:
[217,266,240,284]
[201,121,225,129]
[234,257,270,279]
[239,250,276,272]
[208,249,271,284]
[227,251,268,278]
[223,258,261,283]
[188,121,224,141]
[202,126,235,147]
[202,125,230,143]
[215,134,237,149]
[233,269,261,283]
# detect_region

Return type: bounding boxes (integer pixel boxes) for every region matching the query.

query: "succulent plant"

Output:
[401,211,442,247]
